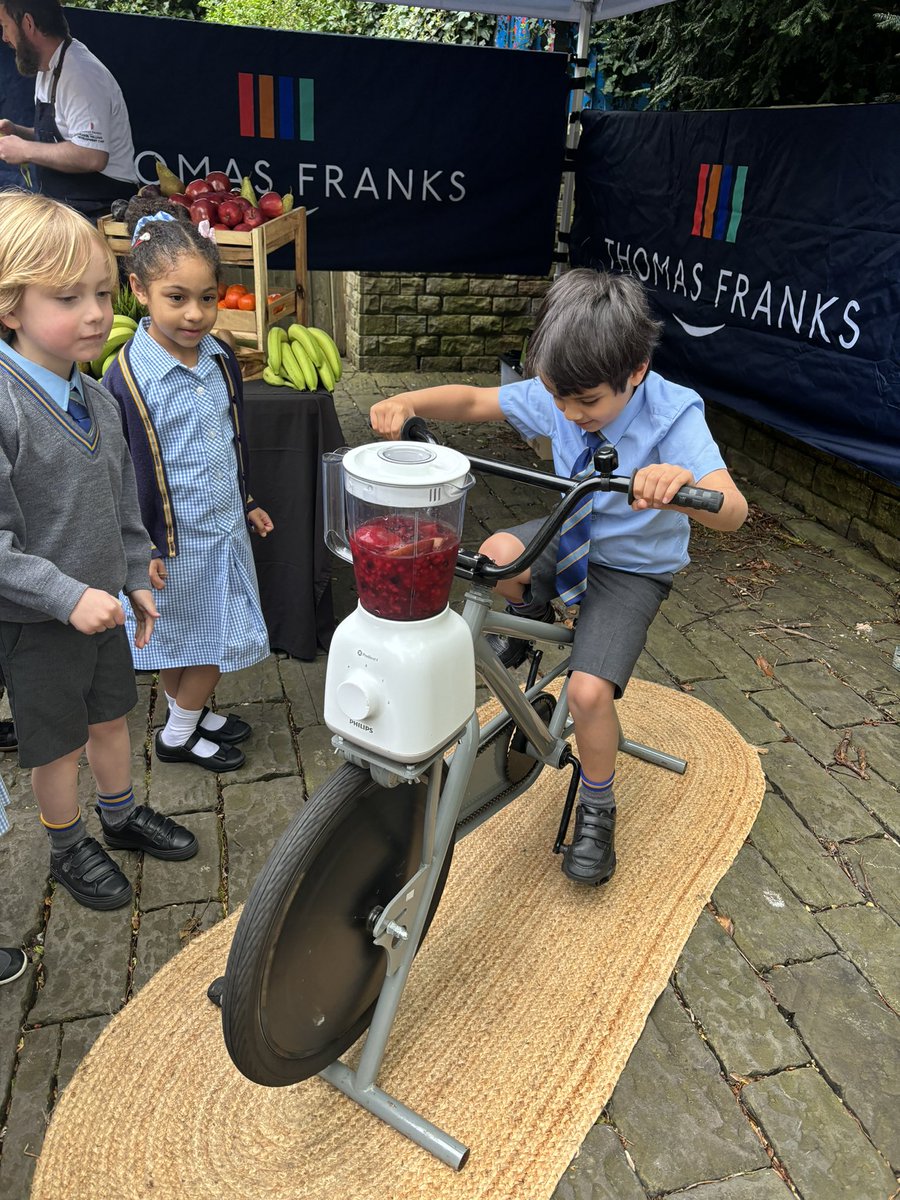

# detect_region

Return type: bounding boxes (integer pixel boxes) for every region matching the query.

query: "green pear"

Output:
[155,159,185,198]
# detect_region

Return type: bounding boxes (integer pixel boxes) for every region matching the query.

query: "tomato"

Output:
[225,284,248,300]
[217,299,228,309]
[267,293,282,302]
[237,294,256,311]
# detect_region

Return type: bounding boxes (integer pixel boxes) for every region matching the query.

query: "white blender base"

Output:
[324,604,476,763]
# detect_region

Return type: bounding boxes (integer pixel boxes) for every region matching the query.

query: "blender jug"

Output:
[327,442,473,621]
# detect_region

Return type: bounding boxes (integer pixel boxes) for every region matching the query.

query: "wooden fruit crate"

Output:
[98,207,309,353]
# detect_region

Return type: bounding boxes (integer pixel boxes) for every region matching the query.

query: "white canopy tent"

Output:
[364,0,675,270]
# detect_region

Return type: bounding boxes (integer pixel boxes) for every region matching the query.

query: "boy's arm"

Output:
[370,385,505,440]
[631,464,748,532]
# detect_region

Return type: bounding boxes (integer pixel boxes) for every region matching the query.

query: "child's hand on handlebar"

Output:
[630,463,695,510]
[370,397,415,440]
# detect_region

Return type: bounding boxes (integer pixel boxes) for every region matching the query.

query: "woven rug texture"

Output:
[32,679,764,1200]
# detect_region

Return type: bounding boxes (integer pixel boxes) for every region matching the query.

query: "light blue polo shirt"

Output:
[498,370,726,575]
[0,338,86,409]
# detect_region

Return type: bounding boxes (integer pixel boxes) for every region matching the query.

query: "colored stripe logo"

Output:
[238,74,315,141]
[691,162,747,243]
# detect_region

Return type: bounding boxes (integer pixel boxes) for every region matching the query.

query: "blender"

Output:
[322,442,476,763]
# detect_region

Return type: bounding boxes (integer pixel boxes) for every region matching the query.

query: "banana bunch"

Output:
[86,314,138,379]
[263,324,342,392]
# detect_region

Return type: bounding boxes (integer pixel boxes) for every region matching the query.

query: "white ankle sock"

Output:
[167,691,226,734]
[162,702,219,759]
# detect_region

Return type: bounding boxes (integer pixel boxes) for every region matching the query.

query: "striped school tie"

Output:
[555,434,603,605]
[67,388,92,434]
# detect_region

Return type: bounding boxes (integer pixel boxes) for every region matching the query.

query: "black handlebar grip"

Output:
[671,484,724,512]
[626,470,723,512]
[400,416,438,443]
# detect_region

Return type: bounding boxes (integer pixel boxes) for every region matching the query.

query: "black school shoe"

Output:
[50,837,133,910]
[98,805,198,860]
[562,802,617,886]
[155,728,245,773]
[0,947,28,985]
[0,719,17,752]
[198,705,252,746]
[486,602,557,669]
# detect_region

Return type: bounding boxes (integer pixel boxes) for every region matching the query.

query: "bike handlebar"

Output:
[399,416,724,583]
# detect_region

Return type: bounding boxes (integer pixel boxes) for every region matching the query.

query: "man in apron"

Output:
[0,0,135,220]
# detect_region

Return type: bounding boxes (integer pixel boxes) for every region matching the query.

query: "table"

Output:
[242,381,345,660]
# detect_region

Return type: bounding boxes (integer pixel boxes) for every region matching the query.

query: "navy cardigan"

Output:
[102,337,255,559]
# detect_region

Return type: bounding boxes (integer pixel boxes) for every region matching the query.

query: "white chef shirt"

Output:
[34,38,137,183]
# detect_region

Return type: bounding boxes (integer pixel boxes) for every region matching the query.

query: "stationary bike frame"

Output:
[314,431,718,1167]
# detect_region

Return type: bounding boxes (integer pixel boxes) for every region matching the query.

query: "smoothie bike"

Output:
[216,419,723,1169]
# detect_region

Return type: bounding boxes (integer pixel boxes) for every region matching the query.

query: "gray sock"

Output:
[44,810,87,857]
[97,787,137,828]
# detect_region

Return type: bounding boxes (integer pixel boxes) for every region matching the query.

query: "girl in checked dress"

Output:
[103,201,273,773]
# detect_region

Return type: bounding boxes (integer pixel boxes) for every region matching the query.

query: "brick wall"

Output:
[705,401,900,570]
[343,271,551,372]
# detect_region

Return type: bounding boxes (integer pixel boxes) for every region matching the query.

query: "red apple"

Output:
[232,222,252,232]
[212,223,228,230]
[190,197,219,224]
[217,199,243,227]
[205,171,231,193]
[168,194,191,210]
[243,206,265,229]
[185,178,212,201]
[257,191,283,219]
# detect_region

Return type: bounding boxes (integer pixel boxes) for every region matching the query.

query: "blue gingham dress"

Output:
[0,776,9,837]
[122,324,270,673]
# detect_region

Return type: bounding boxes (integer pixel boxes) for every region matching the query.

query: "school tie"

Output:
[67,388,92,434]
[555,434,603,606]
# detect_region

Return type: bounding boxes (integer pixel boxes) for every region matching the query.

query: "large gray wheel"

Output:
[222,762,451,1086]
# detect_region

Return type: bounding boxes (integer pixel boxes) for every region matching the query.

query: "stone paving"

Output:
[1,367,898,1200]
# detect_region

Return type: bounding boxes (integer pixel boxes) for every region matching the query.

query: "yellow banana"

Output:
[111,315,138,332]
[280,342,311,391]
[101,351,118,379]
[267,326,286,375]
[286,340,318,390]
[288,323,322,367]
[316,357,335,392]
[307,327,341,381]
[263,365,288,387]
[91,328,132,376]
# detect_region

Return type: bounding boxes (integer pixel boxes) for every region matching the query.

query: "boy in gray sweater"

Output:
[0,192,197,910]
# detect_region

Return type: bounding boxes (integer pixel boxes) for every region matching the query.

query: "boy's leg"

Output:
[33,748,132,910]
[564,672,618,884]
[88,716,198,861]
[481,521,558,668]
[561,565,671,885]
[156,665,244,772]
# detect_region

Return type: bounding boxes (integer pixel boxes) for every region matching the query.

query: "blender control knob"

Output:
[336,677,378,721]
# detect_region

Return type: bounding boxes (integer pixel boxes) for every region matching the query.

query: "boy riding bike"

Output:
[369,270,748,887]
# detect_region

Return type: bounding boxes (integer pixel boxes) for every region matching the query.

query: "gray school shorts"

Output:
[500,518,672,698]
[0,620,137,768]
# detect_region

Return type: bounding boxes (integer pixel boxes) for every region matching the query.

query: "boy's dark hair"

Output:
[0,0,68,39]
[525,270,663,396]
[124,197,222,287]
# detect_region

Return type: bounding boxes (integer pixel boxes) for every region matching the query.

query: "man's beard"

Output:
[15,39,40,76]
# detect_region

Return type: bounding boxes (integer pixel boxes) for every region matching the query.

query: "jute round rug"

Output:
[32,679,764,1200]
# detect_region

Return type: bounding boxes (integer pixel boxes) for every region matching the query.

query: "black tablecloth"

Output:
[242,382,345,660]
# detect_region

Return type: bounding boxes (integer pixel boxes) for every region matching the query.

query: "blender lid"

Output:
[343,441,472,507]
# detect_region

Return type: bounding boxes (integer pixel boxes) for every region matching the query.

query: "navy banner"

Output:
[570,107,900,486]
[63,8,569,275]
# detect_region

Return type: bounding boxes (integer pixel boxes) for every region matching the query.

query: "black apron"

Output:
[33,38,134,220]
